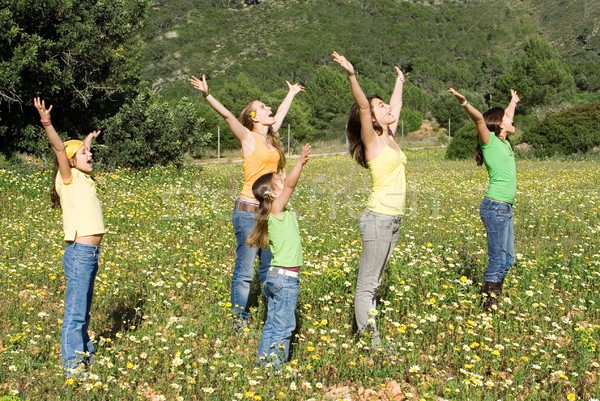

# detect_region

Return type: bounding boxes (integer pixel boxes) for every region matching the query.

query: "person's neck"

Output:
[252,127,268,137]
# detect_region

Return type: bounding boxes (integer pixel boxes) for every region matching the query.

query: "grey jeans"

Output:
[355,209,401,345]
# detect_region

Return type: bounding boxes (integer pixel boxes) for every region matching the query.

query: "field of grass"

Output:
[0,149,598,401]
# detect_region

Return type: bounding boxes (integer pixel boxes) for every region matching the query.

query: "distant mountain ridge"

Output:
[142,0,598,97]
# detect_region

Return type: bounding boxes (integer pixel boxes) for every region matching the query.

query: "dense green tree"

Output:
[445,124,479,161]
[0,0,151,157]
[97,89,211,169]
[399,109,423,135]
[304,66,353,135]
[495,38,576,113]
[523,102,600,157]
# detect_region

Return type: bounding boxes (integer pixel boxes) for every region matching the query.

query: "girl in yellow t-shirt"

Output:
[34,98,104,376]
[189,74,304,331]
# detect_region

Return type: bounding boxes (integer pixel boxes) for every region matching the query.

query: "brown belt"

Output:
[235,198,259,213]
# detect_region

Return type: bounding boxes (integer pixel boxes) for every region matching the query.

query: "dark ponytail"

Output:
[247,173,275,249]
[476,107,505,166]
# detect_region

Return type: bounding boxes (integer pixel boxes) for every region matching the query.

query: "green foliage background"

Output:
[2,0,600,164]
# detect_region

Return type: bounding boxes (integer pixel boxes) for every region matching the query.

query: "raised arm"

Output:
[271,144,311,215]
[332,52,378,146]
[190,74,249,142]
[272,81,304,133]
[388,66,405,135]
[84,130,101,151]
[448,88,490,145]
[504,89,520,119]
[34,97,72,182]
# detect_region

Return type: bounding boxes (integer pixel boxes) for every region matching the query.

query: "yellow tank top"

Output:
[366,145,407,216]
[240,133,280,199]
[56,168,105,241]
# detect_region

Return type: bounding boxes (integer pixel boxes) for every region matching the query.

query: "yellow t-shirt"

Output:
[56,168,105,241]
[240,133,280,199]
[366,145,407,216]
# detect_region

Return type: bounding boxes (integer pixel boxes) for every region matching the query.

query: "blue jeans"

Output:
[479,198,515,283]
[62,242,100,373]
[232,208,272,321]
[257,268,299,367]
[355,210,401,345]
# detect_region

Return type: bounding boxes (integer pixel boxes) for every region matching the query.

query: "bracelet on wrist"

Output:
[461,100,469,107]
[40,119,52,126]
[397,76,405,83]
[202,92,210,98]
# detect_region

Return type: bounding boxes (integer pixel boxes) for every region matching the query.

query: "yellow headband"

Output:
[64,140,84,160]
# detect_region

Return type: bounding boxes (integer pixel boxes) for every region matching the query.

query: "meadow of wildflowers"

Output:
[0,149,598,400]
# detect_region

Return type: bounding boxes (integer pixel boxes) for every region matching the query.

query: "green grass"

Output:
[1,149,598,400]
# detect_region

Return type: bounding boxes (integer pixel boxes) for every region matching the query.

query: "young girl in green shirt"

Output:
[247,144,311,368]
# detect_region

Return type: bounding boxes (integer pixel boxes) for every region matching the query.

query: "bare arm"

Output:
[504,89,520,119]
[190,74,249,142]
[388,66,405,135]
[33,98,72,182]
[272,81,304,133]
[271,144,311,215]
[332,52,378,146]
[84,130,101,150]
[448,88,490,145]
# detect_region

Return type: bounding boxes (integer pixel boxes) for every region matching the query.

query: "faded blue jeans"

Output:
[479,198,515,283]
[355,209,401,345]
[62,242,100,373]
[232,208,272,322]
[257,267,299,368]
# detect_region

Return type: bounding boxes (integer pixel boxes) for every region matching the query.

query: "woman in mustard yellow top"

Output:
[333,52,406,351]
[190,74,304,331]
[34,97,104,376]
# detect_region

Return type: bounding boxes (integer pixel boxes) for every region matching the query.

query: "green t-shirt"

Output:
[268,210,303,267]
[481,134,517,204]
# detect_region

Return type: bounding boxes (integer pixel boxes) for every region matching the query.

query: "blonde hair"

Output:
[246,173,275,249]
[239,101,286,171]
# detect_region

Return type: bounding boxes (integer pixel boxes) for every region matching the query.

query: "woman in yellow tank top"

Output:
[190,74,304,331]
[333,52,407,352]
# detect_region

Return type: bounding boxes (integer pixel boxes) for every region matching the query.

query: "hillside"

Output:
[139,0,599,147]
[142,0,598,94]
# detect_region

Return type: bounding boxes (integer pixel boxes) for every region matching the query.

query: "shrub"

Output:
[523,102,600,157]
[445,124,478,161]
[97,89,211,169]
[399,108,423,134]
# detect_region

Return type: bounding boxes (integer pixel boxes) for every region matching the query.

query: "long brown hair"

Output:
[346,96,384,168]
[476,107,506,166]
[247,173,275,249]
[239,101,286,172]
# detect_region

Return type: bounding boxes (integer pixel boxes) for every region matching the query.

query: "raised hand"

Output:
[394,66,405,82]
[286,81,305,95]
[88,130,101,139]
[190,74,209,97]
[332,51,355,76]
[298,143,311,165]
[510,89,520,104]
[33,97,53,120]
[448,88,467,104]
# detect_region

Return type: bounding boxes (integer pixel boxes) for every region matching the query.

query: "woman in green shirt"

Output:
[448,88,520,310]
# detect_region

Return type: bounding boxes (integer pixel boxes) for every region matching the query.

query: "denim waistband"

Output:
[67,241,101,251]
[482,197,513,207]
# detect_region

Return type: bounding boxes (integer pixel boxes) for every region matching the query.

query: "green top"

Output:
[268,210,303,267]
[481,134,517,204]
